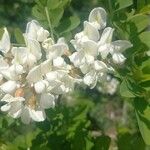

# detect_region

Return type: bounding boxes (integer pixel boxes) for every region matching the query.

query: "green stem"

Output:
[108,0,113,18]
[45,7,54,41]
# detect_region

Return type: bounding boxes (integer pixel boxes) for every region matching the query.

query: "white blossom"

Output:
[25,20,49,42]
[0,28,10,54]
[0,20,77,124]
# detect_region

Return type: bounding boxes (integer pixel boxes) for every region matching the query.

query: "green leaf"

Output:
[47,0,62,10]
[57,16,80,35]
[117,128,145,150]
[140,5,150,14]
[14,28,25,44]
[92,135,111,150]
[139,31,150,48]
[134,98,150,145]
[32,5,46,20]
[49,7,64,27]
[115,0,133,11]
[120,79,136,98]
[128,14,150,32]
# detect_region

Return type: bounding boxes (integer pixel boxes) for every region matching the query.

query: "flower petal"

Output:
[1,81,17,94]
[89,7,107,30]
[94,60,107,71]
[29,108,46,122]
[112,53,126,64]
[83,21,100,41]
[26,66,42,83]
[111,40,133,53]
[21,107,31,124]
[34,80,46,94]
[83,70,97,87]
[40,93,55,109]
[99,27,114,45]
[69,52,85,67]
[1,104,11,112]
[82,40,98,57]
[0,28,10,54]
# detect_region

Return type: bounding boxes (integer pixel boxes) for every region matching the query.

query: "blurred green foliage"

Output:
[0,0,150,149]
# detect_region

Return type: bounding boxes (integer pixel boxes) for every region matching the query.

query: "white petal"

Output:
[42,38,54,50]
[47,80,62,92]
[11,47,28,65]
[25,36,42,60]
[37,27,49,42]
[85,55,94,64]
[111,40,133,53]
[25,20,40,40]
[89,7,107,30]
[69,52,85,67]
[40,59,52,74]
[0,28,10,54]
[9,64,24,75]
[47,43,68,59]
[40,93,55,109]
[0,57,9,70]
[53,57,65,67]
[1,104,11,112]
[98,44,111,59]
[83,21,100,41]
[80,63,90,74]
[1,94,14,102]
[34,81,46,94]
[8,101,23,118]
[99,27,114,45]
[82,40,98,56]
[29,108,46,122]
[26,66,42,83]
[51,84,66,95]
[83,70,97,87]
[46,71,58,81]
[94,60,107,71]
[21,107,31,124]
[112,53,126,64]
[0,74,3,82]
[1,81,17,94]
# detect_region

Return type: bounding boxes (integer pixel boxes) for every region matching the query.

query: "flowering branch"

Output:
[0,7,132,124]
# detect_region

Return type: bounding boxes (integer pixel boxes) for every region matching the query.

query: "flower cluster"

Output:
[0,21,78,124]
[0,7,132,124]
[69,7,132,88]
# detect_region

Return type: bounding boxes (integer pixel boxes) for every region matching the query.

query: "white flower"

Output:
[74,21,100,43]
[11,36,42,68]
[110,40,133,64]
[43,38,69,60]
[21,106,46,124]
[0,28,10,54]
[25,20,49,42]
[89,7,107,30]
[69,40,98,66]
[1,94,24,118]
[98,27,133,64]
[83,61,108,88]
[98,27,114,59]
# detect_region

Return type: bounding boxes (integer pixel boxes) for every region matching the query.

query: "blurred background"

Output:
[0,0,150,149]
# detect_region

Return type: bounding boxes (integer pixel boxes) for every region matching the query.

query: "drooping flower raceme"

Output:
[0,21,78,124]
[0,7,132,124]
[69,7,132,88]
